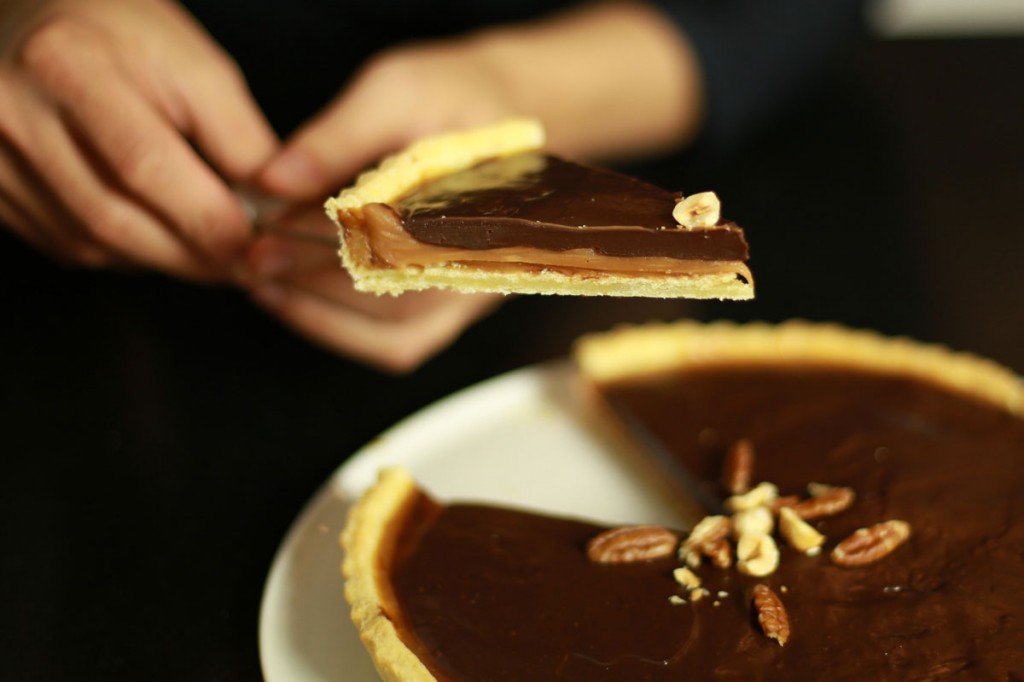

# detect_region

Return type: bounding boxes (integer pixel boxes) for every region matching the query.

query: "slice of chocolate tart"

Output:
[324,119,752,299]
[342,323,1024,680]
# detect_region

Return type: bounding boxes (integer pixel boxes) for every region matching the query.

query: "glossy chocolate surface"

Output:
[387,366,1024,681]
[394,154,749,261]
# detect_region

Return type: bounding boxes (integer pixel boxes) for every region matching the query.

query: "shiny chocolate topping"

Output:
[394,154,749,261]
[387,366,1024,681]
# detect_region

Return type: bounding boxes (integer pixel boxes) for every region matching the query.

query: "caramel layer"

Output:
[335,154,751,280]
[342,202,751,281]
[385,367,1024,681]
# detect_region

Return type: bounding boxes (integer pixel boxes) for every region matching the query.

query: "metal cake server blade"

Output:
[605,395,725,519]
[233,186,336,246]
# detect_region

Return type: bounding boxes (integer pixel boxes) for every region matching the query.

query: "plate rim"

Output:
[256,361,569,681]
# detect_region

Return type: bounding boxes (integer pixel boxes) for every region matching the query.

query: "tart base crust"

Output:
[337,253,753,299]
[574,320,1024,415]
[341,468,438,682]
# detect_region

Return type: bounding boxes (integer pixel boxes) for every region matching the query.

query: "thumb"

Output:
[256,83,417,201]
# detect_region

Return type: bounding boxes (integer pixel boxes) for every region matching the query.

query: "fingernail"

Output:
[262,147,322,194]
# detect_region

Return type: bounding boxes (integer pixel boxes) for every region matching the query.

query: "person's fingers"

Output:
[1,82,221,281]
[258,95,407,200]
[0,141,114,267]
[0,191,134,271]
[258,42,518,200]
[113,0,280,180]
[247,233,337,283]
[173,50,280,181]
[250,283,503,372]
[257,50,457,200]
[243,196,501,337]
[18,18,252,263]
[244,203,472,323]
[247,234,431,321]
[257,200,337,245]
[0,191,54,256]
[244,200,337,279]
[252,250,477,323]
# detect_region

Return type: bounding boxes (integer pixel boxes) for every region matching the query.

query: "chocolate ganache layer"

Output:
[383,366,1024,681]
[393,153,749,261]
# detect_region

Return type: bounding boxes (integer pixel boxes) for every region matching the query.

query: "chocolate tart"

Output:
[342,322,1024,680]
[324,119,752,299]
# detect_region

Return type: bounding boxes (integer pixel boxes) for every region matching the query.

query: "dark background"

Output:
[2,30,1022,681]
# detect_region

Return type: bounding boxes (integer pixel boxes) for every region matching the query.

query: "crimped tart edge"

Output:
[341,468,438,682]
[324,118,545,216]
[573,320,1024,416]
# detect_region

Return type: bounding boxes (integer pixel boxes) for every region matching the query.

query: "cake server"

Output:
[604,395,725,518]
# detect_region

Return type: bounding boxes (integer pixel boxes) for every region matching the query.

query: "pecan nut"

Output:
[831,520,911,567]
[721,438,755,495]
[770,495,801,514]
[673,566,702,590]
[793,484,855,520]
[733,506,774,538]
[753,584,790,646]
[736,532,780,577]
[680,515,732,568]
[725,482,779,513]
[704,538,734,569]
[586,525,679,564]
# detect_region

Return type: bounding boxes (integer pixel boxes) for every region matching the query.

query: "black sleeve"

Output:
[652,0,867,152]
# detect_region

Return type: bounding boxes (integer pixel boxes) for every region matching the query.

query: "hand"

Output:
[0,0,278,280]
[256,1,703,201]
[244,1,702,370]
[244,204,502,373]
[245,31,519,371]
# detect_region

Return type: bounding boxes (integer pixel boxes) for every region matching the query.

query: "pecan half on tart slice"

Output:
[324,119,752,299]
[342,322,1024,680]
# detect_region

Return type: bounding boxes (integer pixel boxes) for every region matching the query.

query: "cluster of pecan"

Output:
[585,438,912,647]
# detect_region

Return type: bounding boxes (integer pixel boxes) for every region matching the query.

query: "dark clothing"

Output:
[181,0,866,154]
[663,0,865,151]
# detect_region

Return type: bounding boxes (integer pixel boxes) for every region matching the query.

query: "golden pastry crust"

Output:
[324,119,753,299]
[326,118,546,216]
[574,320,1024,415]
[341,468,438,682]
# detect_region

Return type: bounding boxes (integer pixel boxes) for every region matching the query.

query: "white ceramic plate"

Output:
[258,361,686,682]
